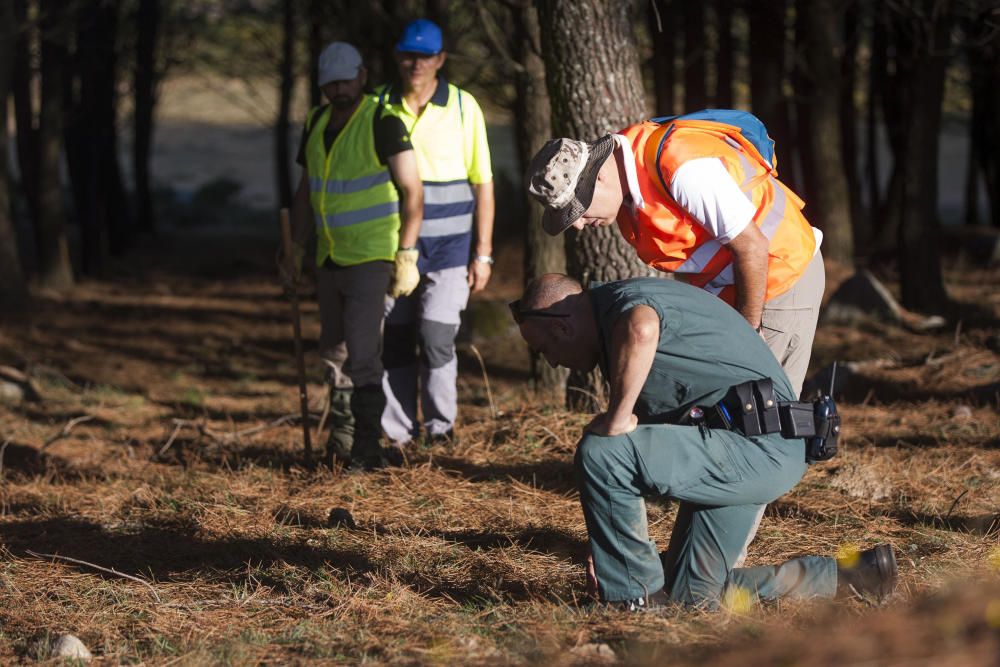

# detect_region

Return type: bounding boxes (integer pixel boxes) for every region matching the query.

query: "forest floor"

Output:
[0,229,998,665]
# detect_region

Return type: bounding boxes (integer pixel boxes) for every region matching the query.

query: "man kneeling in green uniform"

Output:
[511,274,897,610]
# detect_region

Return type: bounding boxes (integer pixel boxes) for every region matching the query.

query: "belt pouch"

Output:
[753,379,782,434]
[729,381,762,436]
[779,402,816,438]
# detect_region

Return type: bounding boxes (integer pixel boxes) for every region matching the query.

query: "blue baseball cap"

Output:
[396,19,443,55]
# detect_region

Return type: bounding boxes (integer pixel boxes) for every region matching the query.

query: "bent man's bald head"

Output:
[521,273,583,311]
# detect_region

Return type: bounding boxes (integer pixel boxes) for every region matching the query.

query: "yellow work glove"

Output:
[389,248,420,298]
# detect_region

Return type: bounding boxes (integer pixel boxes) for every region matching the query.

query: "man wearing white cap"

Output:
[283,42,423,471]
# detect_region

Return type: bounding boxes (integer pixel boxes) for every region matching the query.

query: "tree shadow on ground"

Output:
[766,499,999,536]
[0,516,580,605]
[430,455,577,495]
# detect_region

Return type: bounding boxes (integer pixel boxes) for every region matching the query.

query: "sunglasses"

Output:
[508,299,570,325]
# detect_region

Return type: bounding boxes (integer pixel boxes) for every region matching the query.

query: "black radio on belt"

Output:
[713,377,841,463]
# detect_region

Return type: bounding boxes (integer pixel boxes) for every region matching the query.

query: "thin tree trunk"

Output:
[716,0,734,109]
[964,68,982,226]
[0,0,26,306]
[795,0,854,266]
[513,1,566,398]
[894,2,951,313]
[67,0,124,275]
[969,3,999,228]
[840,0,862,245]
[537,0,651,411]
[648,0,675,115]
[12,0,38,232]
[865,12,885,253]
[307,0,323,107]
[134,0,159,235]
[682,0,708,109]
[876,4,907,253]
[749,0,796,191]
[35,0,73,290]
[275,0,294,209]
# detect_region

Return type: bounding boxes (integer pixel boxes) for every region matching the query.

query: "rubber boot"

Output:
[836,544,898,602]
[348,385,388,471]
[324,388,354,467]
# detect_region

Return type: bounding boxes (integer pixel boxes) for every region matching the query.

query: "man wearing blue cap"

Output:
[377,19,495,447]
[283,42,424,470]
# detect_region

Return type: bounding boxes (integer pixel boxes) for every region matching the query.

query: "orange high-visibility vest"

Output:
[615,120,816,304]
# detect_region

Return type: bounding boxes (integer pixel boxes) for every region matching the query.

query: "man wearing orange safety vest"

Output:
[526,117,824,398]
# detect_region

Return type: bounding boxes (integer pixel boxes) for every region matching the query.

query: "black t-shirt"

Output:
[295,102,411,167]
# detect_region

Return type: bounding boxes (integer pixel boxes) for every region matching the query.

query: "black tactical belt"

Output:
[685,379,841,462]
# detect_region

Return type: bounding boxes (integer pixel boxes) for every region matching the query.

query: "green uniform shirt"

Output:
[589,278,795,425]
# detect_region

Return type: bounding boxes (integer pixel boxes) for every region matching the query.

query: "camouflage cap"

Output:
[526,134,615,236]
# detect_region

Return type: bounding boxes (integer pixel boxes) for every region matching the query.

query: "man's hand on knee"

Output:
[585,412,638,437]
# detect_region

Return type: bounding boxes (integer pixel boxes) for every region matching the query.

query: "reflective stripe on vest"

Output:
[618,120,816,304]
[314,201,400,229]
[309,170,393,196]
[305,98,401,266]
[421,179,474,237]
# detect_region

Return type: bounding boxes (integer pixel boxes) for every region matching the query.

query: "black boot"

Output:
[836,544,898,602]
[608,587,671,612]
[347,385,390,471]
[324,388,354,467]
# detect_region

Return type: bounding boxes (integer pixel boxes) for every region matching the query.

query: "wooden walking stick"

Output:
[279,208,313,465]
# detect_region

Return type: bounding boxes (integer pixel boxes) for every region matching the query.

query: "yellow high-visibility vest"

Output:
[305,97,400,266]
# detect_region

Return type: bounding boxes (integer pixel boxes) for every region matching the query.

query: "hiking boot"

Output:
[607,587,671,612]
[422,428,456,449]
[324,388,354,467]
[836,543,898,602]
[343,445,405,474]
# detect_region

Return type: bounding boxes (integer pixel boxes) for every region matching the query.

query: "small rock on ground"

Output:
[51,634,92,662]
[569,642,617,663]
[327,507,357,529]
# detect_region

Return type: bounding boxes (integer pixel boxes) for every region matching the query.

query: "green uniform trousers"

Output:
[576,424,838,607]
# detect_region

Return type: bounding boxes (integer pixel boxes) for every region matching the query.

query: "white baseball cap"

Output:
[318,42,362,86]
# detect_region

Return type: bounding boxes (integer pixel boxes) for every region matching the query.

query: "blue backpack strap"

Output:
[653,123,677,198]
[457,87,464,122]
[647,108,777,169]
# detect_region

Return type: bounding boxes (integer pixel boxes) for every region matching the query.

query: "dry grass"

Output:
[0,233,998,664]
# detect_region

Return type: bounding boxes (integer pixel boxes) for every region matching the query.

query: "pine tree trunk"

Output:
[795,0,854,267]
[513,1,567,398]
[134,0,160,235]
[537,0,651,411]
[894,2,951,313]
[66,0,124,274]
[840,0,862,245]
[648,0,675,115]
[35,1,73,290]
[275,0,294,209]
[307,0,323,108]
[716,0,735,109]
[875,5,907,253]
[682,0,708,109]
[12,0,38,231]
[865,14,886,252]
[969,3,1000,228]
[0,0,26,306]
[749,0,797,191]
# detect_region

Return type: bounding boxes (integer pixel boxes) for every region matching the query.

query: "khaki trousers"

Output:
[737,249,825,567]
[760,250,825,398]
